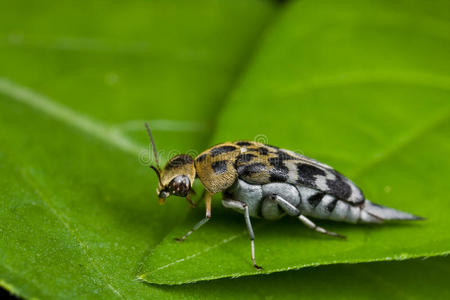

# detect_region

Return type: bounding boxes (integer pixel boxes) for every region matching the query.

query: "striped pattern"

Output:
[296,186,363,223]
[223,180,420,224]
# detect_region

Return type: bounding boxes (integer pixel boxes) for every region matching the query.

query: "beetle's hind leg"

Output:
[222,199,263,270]
[269,194,346,239]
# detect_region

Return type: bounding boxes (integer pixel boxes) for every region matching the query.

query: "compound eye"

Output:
[168,175,190,197]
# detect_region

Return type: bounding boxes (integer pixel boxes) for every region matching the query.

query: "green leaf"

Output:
[139,0,450,284]
[157,256,450,300]
[2,0,450,298]
[0,0,275,298]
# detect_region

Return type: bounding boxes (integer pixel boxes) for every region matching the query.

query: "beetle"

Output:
[145,123,423,269]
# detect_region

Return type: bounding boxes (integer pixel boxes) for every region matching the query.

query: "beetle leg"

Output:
[270,194,345,239]
[176,191,212,242]
[185,189,196,208]
[244,203,263,269]
[222,199,262,270]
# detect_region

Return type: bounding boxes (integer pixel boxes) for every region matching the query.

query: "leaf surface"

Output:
[1,0,450,298]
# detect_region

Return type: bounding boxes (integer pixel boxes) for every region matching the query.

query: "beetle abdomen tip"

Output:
[363,200,424,222]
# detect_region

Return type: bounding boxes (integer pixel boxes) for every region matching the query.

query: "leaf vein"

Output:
[0,77,144,156]
[138,229,248,280]
[352,106,450,179]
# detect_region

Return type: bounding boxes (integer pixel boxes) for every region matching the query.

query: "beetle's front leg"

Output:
[176,191,212,242]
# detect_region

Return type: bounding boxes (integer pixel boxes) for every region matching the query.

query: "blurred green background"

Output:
[0,0,449,299]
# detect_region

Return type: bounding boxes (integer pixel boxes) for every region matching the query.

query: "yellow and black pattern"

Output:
[193,140,364,203]
[160,154,196,187]
[194,143,241,194]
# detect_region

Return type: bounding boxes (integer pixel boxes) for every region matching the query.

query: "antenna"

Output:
[145,122,161,170]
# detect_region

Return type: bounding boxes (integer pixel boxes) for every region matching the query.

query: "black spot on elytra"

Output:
[235,141,252,146]
[296,163,326,185]
[268,150,297,167]
[326,198,338,212]
[196,153,208,163]
[211,160,227,174]
[278,151,297,160]
[258,147,269,155]
[210,145,237,157]
[269,167,289,182]
[237,163,266,177]
[236,153,256,163]
[268,157,279,167]
[166,154,193,169]
[308,193,324,208]
[326,178,352,200]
